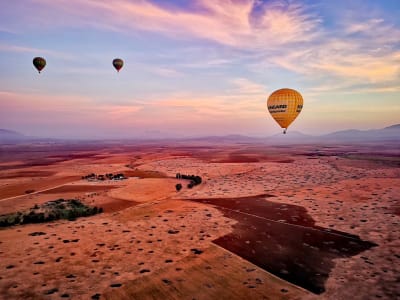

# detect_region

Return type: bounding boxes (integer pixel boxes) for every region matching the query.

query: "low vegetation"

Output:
[175,173,202,189]
[0,199,103,227]
[175,183,182,191]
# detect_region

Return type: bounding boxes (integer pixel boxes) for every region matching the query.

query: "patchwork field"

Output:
[0,141,399,299]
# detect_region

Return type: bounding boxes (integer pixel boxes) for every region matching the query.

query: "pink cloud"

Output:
[0,79,273,138]
[0,44,75,59]
[0,91,142,127]
[28,0,319,48]
[268,17,400,85]
[5,1,399,89]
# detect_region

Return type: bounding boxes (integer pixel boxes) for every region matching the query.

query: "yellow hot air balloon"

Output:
[267,88,303,134]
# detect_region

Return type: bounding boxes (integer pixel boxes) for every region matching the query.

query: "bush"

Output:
[175,183,182,191]
[56,203,65,209]
[0,218,7,227]
[0,199,103,227]
[177,173,202,187]
[66,209,77,221]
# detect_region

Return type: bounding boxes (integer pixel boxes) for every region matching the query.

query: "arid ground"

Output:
[0,141,399,299]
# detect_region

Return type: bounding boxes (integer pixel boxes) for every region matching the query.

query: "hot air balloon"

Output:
[33,57,46,73]
[267,88,303,134]
[112,58,124,72]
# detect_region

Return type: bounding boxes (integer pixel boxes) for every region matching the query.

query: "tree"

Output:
[194,176,202,184]
[67,209,77,221]
[175,183,182,191]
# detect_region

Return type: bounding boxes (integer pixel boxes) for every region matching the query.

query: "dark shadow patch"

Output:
[191,195,377,294]
[100,199,138,213]
[213,155,260,163]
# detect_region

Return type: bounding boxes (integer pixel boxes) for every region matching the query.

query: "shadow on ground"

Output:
[191,195,377,294]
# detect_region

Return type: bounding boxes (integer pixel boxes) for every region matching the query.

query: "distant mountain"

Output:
[184,134,264,143]
[131,125,400,144]
[242,124,400,145]
[265,131,318,144]
[1,124,399,144]
[0,129,28,142]
[321,124,400,142]
[384,124,400,130]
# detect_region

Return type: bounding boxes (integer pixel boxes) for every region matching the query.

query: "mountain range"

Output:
[0,129,27,142]
[1,125,399,144]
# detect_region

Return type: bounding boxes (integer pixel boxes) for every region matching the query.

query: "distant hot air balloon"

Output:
[112,58,124,72]
[33,57,46,73]
[267,88,303,134]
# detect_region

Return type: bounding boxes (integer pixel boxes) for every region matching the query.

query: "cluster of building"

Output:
[82,173,127,181]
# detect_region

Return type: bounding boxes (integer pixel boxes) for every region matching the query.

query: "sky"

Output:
[0,0,399,139]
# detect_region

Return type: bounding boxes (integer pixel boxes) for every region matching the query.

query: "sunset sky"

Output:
[0,0,399,139]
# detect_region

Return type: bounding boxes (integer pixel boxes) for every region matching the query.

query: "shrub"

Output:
[194,176,202,184]
[175,183,182,191]
[0,199,103,227]
[177,173,202,187]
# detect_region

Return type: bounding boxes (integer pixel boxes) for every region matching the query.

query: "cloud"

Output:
[270,16,400,86]
[2,0,400,98]
[0,43,75,60]
[0,26,17,34]
[231,78,268,95]
[0,85,265,131]
[0,91,143,124]
[26,0,319,49]
[22,0,397,88]
[150,77,268,121]
[346,18,384,34]
[0,77,267,133]
[149,67,183,78]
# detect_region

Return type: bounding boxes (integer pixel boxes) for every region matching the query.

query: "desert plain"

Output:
[0,141,399,299]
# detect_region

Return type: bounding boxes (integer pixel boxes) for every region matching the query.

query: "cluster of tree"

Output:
[0,199,103,227]
[175,173,202,190]
[82,173,126,181]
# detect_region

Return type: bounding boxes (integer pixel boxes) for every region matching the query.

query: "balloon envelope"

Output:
[112,58,124,72]
[267,88,303,133]
[33,57,46,73]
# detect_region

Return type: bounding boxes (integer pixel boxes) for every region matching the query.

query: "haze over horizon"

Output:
[1,0,399,139]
